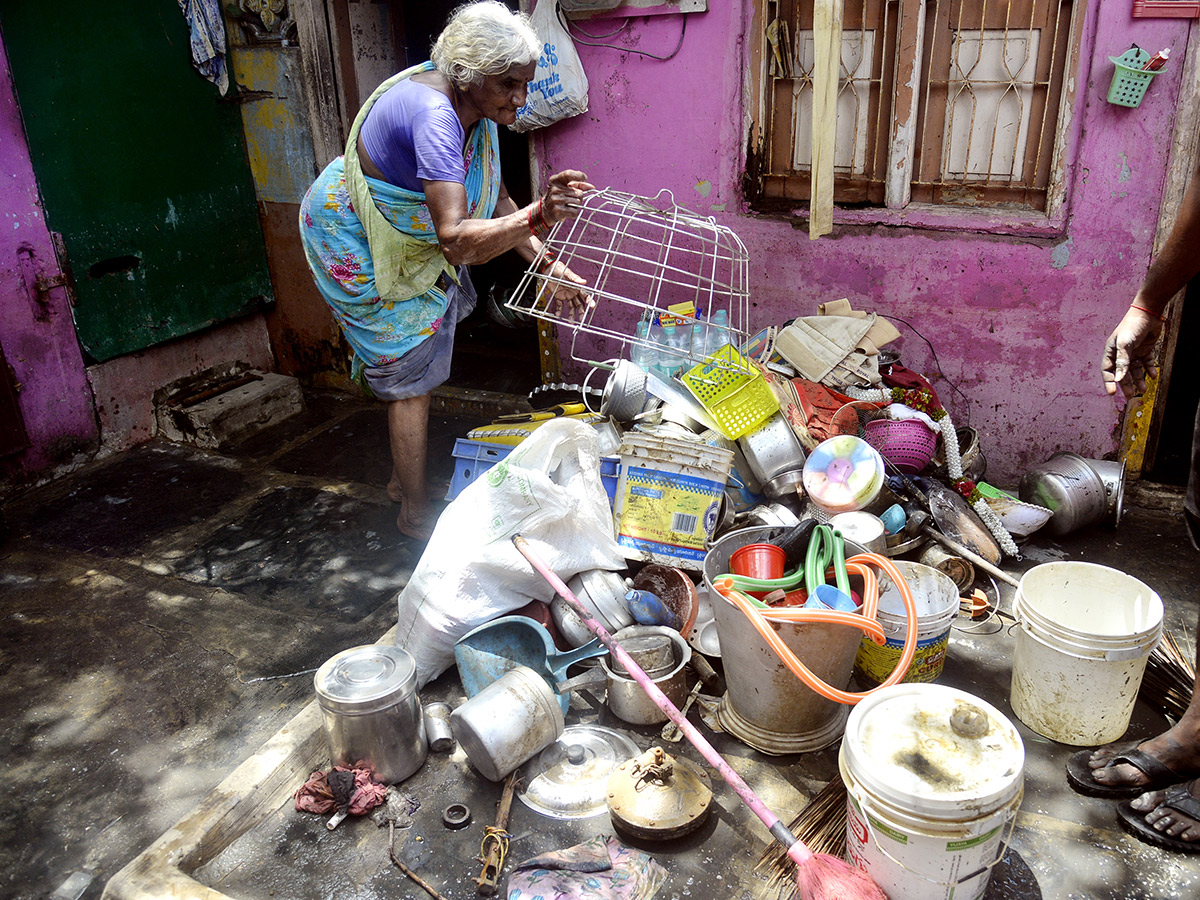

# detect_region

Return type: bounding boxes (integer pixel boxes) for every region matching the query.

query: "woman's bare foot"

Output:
[1088,727,1200,790]
[386,478,405,504]
[396,499,437,542]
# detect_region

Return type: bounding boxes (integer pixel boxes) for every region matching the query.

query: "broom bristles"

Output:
[792,853,887,900]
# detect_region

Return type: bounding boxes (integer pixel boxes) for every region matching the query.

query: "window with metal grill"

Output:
[747,0,1084,216]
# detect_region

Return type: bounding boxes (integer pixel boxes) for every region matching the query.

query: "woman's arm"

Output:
[425,169,591,266]
[428,171,595,319]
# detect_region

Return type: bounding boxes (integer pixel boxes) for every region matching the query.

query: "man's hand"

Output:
[1102,306,1164,400]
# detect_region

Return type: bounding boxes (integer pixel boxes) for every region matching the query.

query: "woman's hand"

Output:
[539,169,594,227]
[539,260,594,321]
[1102,304,1165,400]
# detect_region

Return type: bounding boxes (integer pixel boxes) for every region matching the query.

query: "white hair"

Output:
[431,1,541,88]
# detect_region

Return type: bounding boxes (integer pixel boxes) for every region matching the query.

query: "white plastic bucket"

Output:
[1009,561,1163,746]
[854,561,958,686]
[840,684,1024,900]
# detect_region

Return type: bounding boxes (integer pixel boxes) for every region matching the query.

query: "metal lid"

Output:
[607,746,713,839]
[314,644,418,715]
[518,725,640,819]
[842,684,1024,819]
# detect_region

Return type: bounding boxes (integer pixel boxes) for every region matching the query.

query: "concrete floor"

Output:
[2,388,1200,900]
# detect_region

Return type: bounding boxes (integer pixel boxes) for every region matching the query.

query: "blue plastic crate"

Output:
[601,456,620,508]
[445,439,512,501]
[445,441,620,506]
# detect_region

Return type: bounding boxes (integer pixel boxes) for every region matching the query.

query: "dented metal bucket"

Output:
[703,526,866,755]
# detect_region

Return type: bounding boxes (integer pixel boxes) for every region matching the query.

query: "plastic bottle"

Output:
[689,312,708,364]
[706,308,731,356]
[630,317,655,372]
[659,321,682,377]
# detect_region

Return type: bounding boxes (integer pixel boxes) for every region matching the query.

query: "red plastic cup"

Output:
[729,543,787,581]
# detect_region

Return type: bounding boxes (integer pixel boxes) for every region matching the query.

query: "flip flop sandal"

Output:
[1066,747,1188,798]
[1117,783,1200,854]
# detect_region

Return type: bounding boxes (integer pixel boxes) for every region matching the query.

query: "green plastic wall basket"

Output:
[1107,49,1162,108]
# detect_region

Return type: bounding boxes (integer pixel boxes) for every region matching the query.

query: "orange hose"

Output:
[712,551,920,705]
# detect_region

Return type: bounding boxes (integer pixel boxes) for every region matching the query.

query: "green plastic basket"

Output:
[681,344,779,440]
[1107,49,1162,108]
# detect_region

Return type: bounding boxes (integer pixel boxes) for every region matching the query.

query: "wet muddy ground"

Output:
[2,388,1198,900]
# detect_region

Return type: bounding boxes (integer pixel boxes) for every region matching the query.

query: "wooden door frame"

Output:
[1121,22,1200,478]
[292,0,348,168]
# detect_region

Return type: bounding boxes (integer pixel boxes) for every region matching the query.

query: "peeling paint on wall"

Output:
[535,3,1193,481]
[229,47,317,204]
[1051,237,1073,270]
[1117,152,1132,183]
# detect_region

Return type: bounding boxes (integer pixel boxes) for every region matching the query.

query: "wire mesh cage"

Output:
[505,188,752,371]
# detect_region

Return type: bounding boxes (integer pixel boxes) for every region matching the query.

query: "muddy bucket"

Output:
[703,526,866,754]
[840,684,1024,900]
[1010,561,1162,746]
[854,561,958,686]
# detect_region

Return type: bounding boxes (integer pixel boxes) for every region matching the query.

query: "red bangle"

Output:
[1131,304,1167,320]
[528,199,549,237]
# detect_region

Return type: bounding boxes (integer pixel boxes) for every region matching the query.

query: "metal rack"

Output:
[505,188,752,370]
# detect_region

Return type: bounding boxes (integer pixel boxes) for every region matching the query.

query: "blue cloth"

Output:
[177,0,228,94]
[362,268,477,401]
[359,78,468,190]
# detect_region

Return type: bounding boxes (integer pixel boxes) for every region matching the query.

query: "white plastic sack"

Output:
[395,418,625,687]
[511,0,588,132]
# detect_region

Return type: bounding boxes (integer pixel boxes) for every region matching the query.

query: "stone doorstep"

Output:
[100,625,397,900]
[157,371,305,450]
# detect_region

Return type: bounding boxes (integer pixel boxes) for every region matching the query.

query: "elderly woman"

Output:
[300,0,590,540]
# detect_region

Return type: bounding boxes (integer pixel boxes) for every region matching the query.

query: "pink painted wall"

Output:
[535,2,1193,484]
[0,39,97,477]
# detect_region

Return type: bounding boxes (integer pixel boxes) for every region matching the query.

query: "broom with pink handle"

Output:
[511,535,886,900]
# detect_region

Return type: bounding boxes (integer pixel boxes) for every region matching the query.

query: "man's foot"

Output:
[1067,729,1200,798]
[1117,780,1200,854]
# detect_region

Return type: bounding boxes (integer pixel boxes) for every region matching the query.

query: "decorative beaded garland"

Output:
[843,385,1019,557]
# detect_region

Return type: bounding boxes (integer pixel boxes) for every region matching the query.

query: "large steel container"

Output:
[315,644,427,784]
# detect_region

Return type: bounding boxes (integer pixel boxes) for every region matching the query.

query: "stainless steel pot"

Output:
[829,511,887,554]
[737,413,807,487]
[315,644,427,785]
[600,625,691,725]
[761,468,806,501]
[551,569,633,647]
[742,502,802,529]
[1019,451,1108,536]
[1081,457,1126,527]
[450,665,565,782]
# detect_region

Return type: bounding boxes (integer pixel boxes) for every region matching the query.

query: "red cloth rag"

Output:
[293,766,387,815]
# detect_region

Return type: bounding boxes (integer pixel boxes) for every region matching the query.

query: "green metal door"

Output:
[0,1,273,362]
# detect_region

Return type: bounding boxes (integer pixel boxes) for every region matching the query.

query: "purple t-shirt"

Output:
[359,78,466,191]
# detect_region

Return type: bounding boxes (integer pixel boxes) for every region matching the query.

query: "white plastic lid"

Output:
[842,684,1024,818]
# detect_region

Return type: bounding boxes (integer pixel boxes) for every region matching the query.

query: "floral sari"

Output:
[298,61,500,371]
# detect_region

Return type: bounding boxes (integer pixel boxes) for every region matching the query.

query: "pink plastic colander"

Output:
[863,417,939,474]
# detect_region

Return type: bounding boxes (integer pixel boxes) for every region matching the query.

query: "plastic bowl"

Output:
[979,484,1053,536]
